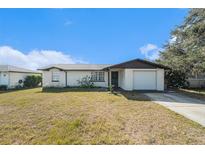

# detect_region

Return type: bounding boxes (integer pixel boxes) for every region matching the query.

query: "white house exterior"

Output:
[0,65,41,89]
[39,59,168,91]
[41,65,110,88]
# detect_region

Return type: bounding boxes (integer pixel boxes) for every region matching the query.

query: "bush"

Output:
[77,76,94,88]
[15,85,23,90]
[0,85,7,90]
[108,85,114,92]
[165,70,189,88]
[23,75,42,88]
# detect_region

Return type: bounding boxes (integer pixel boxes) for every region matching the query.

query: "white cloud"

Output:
[0,46,87,70]
[139,43,163,60]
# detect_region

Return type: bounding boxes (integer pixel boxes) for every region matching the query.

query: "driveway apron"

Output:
[145,92,205,127]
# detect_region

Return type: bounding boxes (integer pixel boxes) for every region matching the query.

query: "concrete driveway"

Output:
[144,92,205,127]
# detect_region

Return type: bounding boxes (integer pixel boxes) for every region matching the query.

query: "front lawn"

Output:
[0,88,205,144]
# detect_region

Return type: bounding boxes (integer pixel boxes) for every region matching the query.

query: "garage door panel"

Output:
[133,71,156,90]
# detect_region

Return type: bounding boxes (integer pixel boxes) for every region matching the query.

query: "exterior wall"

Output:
[8,72,40,89]
[66,71,90,86]
[42,69,108,88]
[123,69,134,91]
[66,71,108,87]
[42,68,66,87]
[0,72,9,86]
[118,70,125,89]
[118,68,164,91]
[187,79,205,88]
[156,69,164,91]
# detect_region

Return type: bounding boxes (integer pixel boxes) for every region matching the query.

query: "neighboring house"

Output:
[0,65,41,89]
[39,59,168,91]
[187,73,205,88]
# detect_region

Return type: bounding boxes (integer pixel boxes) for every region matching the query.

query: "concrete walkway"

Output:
[144,92,205,127]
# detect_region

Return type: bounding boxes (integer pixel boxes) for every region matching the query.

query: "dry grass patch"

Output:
[0,88,205,144]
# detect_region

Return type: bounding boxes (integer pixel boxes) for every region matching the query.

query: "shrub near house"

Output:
[23,75,42,88]
[77,76,94,88]
[165,70,189,88]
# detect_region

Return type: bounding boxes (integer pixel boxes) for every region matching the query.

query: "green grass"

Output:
[0,88,205,144]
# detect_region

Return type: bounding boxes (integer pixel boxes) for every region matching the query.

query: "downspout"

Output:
[65,71,67,87]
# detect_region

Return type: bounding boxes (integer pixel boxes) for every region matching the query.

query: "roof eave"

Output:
[8,71,42,74]
[38,68,106,71]
[103,58,170,70]
[37,66,64,71]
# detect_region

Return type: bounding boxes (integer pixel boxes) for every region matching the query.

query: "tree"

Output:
[157,9,205,87]
[165,70,189,88]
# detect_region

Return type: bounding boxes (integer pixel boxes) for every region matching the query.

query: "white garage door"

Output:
[133,71,156,90]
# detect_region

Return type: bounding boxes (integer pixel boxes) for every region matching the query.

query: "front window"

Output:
[91,71,105,82]
[52,72,60,82]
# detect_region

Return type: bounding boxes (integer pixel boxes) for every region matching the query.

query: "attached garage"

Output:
[133,70,157,90]
[105,59,169,91]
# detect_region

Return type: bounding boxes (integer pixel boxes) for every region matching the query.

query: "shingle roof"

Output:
[38,59,169,71]
[0,65,41,73]
[103,59,170,70]
[38,64,112,71]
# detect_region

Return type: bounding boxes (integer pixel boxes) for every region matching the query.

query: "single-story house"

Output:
[39,59,169,91]
[0,65,41,89]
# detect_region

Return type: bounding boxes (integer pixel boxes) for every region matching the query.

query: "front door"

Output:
[111,71,118,88]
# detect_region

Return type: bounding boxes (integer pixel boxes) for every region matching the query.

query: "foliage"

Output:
[165,70,189,88]
[23,75,42,88]
[0,85,7,90]
[77,76,94,88]
[15,85,23,89]
[109,85,114,92]
[157,9,205,78]
[108,84,116,92]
